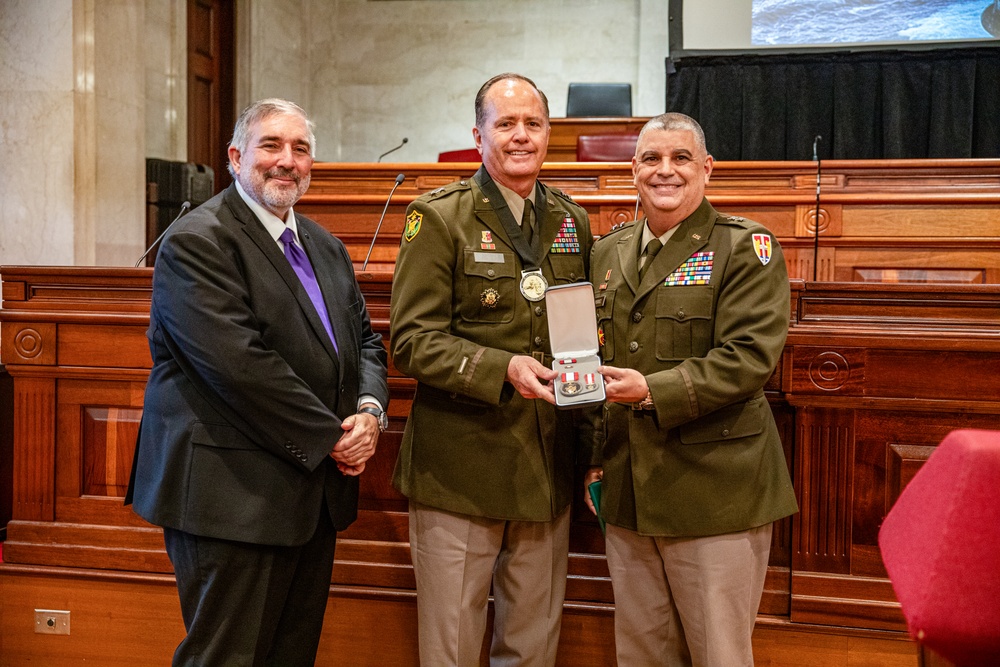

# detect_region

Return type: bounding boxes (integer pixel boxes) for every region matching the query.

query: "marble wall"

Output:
[240,0,667,163]
[0,0,666,267]
[0,0,185,267]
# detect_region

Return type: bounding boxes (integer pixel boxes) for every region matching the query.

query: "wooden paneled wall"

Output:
[298,159,1000,284]
[3,263,999,664]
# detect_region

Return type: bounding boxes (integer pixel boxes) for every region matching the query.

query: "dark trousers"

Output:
[163,503,337,667]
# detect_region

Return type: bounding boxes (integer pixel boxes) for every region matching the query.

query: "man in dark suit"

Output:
[127,98,389,666]
[585,113,797,666]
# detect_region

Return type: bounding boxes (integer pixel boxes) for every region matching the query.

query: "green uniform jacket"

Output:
[588,198,798,537]
[390,170,596,521]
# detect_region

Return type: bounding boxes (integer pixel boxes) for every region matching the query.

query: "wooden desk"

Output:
[3,266,998,664]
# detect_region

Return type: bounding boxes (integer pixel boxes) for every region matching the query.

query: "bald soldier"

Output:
[390,73,595,666]
[584,113,798,666]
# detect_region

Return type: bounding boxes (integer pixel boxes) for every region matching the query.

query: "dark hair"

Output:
[474,73,550,128]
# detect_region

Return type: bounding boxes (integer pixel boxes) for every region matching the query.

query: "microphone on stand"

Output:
[362,174,405,271]
[377,137,408,162]
[811,135,822,281]
[136,201,191,267]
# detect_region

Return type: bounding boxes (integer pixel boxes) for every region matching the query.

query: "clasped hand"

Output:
[329,411,380,476]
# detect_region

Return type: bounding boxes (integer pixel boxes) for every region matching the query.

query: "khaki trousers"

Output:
[605,522,772,667]
[409,501,570,667]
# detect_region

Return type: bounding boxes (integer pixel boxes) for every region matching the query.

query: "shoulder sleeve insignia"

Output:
[404,210,423,242]
[752,233,772,265]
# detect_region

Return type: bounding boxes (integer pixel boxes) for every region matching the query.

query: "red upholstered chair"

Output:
[437,148,480,162]
[878,429,1000,667]
[576,134,639,162]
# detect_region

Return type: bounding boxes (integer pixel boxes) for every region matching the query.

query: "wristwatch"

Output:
[359,405,388,432]
[631,390,655,411]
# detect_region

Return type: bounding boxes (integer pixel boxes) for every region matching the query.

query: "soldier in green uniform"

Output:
[390,73,595,666]
[584,113,798,666]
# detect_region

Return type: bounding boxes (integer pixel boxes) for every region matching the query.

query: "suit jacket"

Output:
[588,198,797,537]
[390,167,596,521]
[129,184,389,545]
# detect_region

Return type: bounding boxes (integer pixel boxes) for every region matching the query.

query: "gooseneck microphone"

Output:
[135,201,191,267]
[812,135,822,281]
[362,174,405,270]
[377,137,408,162]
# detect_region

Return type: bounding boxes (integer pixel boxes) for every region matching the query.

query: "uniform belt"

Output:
[532,351,551,365]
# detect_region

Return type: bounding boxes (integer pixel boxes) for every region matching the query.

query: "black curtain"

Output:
[666,48,1000,160]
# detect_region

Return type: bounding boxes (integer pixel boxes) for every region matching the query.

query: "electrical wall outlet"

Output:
[34,609,70,635]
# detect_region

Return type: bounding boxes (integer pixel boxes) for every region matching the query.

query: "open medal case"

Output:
[545,282,606,408]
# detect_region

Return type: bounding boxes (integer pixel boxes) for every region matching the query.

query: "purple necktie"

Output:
[279,227,337,352]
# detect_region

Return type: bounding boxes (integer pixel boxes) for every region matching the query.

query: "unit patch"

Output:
[752,234,772,266]
[403,210,423,242]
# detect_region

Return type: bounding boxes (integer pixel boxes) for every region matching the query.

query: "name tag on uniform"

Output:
[474,252,505,263]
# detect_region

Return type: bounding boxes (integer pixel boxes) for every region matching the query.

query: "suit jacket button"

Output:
[534,336,543,346]
[722,429,731,437]
[535,306,543,316]
[632,312,643,323]
[487,269,496,277]
[629,341,639,353]
[677,309,686,320]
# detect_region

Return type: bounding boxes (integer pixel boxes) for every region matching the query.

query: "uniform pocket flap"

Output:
[463,250,517,279]
[679,397,765,445]
[655,286,713,322]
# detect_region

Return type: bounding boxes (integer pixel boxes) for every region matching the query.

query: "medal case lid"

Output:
[545,282,599,358]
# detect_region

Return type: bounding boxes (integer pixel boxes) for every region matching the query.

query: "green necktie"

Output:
[639,238,663,280]
[522,199,535,246]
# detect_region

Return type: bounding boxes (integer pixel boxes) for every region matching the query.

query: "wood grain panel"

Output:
[0,566,917,666]
[793,407,853,576]
[12,377,56,522]
[82,407,142,497]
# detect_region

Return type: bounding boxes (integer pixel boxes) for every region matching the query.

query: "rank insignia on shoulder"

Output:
[752,233,772,265]
[404,210,423,242]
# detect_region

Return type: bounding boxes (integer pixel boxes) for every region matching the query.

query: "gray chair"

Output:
[566,83,632,117]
